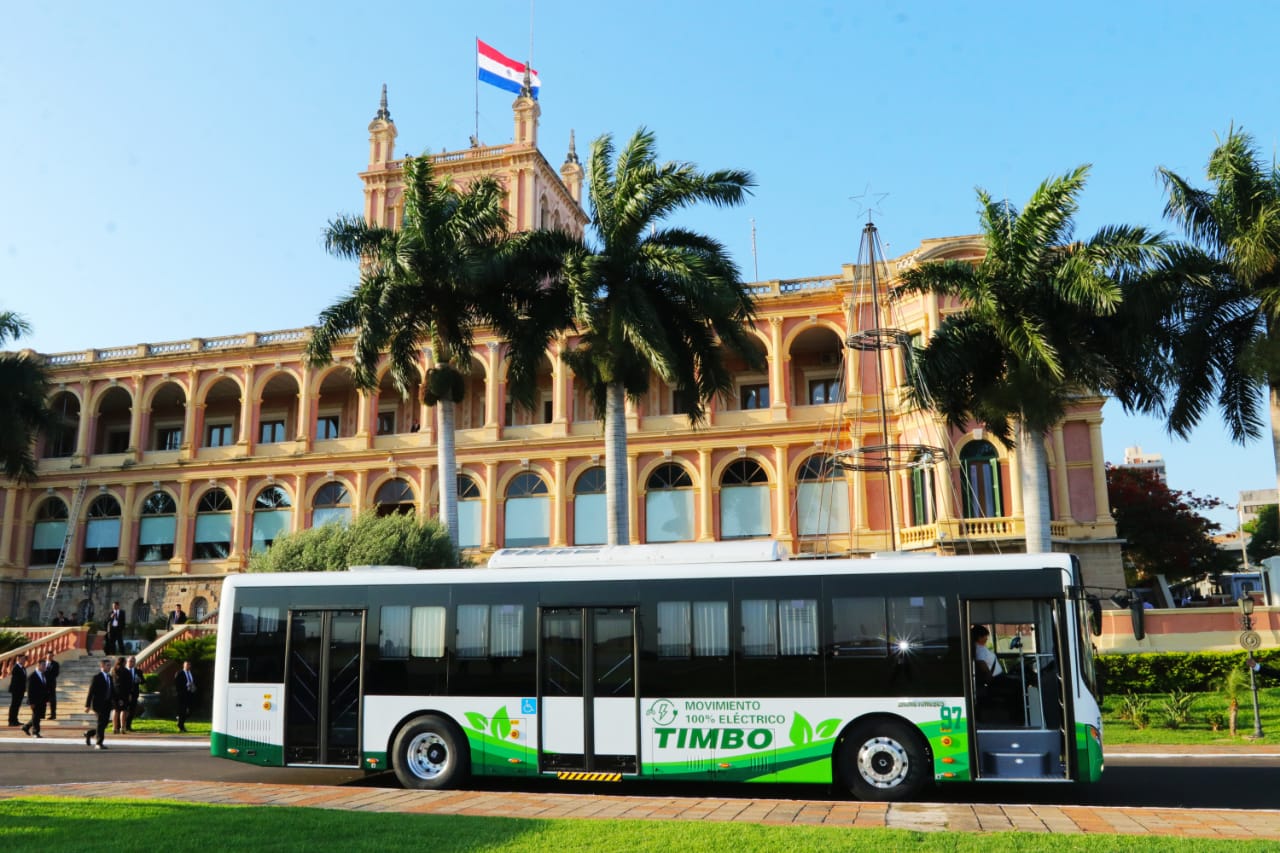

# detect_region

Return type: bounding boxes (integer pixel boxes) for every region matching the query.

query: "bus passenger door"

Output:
[964,599,1070,782]
[283,609,365,767]
[538,606,639,776]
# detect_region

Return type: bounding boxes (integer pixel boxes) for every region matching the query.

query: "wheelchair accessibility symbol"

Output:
[521,697,537,715]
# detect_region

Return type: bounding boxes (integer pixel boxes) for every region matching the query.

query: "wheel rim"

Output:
[856,735,910,789]
[406,731,449,780]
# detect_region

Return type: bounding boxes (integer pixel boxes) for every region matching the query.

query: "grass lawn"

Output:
[1,798,1275,853]
[127,719,211,735]
[1102,686,1279,745]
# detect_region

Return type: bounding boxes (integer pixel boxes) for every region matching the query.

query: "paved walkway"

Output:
[3,730,1280,838]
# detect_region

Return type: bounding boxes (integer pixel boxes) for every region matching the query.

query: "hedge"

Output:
[1098,649,1280,693]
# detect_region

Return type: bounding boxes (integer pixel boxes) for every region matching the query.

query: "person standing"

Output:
[110,657,131,734]
[84,658,113,749]
[22,659,50,737]
[174,660,196,732]
[105,602,126,656]
[124,655,142,731]
[170,605,187,627]
[7,653,27,726]
[42,653,59,720]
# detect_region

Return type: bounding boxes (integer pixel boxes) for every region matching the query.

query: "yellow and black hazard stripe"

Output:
[555,771,622,782]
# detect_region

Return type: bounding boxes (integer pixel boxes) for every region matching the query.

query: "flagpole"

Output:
[529,0,535,67]
[474,36,480,144]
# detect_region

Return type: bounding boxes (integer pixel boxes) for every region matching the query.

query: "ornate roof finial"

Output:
[374,83,392,122]
[519,67,533,98]
[564,129,579,165]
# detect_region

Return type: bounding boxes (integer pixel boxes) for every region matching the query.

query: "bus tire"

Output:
[837,720,930,801]
[392,715,470,790]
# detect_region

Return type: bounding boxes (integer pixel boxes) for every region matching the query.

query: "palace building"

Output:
[0,87,1126,624]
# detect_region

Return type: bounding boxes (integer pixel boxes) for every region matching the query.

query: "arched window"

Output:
[31,498,69,565]
[458,475,482,548]
[504,472,550,547]
[796,455,850,536]
[191,596,209,622]
[194,488,233,559]
[252,486,292,552]
[573,467,606,545]
[313,482,351,528]
[375,478,415,517]
[960,440,1003,518]
[137,491,177,562]
[909,451,938,527]
[83,494,122,563]
[720,459,771,539]
[131,599,151,625]
[645,463,694,543]
[24,600,40,625]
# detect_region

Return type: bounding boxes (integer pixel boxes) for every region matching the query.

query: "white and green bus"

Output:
[211,542,1104,800]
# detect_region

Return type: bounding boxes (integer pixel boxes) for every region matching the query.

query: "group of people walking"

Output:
[8,651,197,750]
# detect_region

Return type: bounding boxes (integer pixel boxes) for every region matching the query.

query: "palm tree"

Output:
[559,129,758,545]
[307,155,571,546]
[0,311,52,483]
[1158,127,1280,496]
[894,166,1165,553]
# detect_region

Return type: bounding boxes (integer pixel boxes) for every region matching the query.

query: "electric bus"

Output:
[211,541,1103,800]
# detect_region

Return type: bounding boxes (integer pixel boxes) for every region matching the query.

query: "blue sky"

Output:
[2,2,1277,528]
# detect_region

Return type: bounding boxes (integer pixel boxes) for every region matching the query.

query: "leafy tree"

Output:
[560,129,759,544]
[895,167,1166,552]
[1106,464,1237,584]
[1158,127,1280,497]
[162,634,217,665]
[0,311,52,483]
[307,155,571,545]
[1244,504,1280,564]
[248,511,463,573]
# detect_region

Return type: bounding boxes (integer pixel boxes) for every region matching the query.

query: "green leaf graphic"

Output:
[789,712,813,746]
[815,718,840,739]
[492,705,512,739]
[465,712,489,732]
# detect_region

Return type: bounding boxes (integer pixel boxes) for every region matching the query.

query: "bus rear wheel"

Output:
[838,720,930,801]
[392,715,469,790]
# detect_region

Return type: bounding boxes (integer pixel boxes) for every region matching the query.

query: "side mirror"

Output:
[1130,601,1146,641]
[1087,595,1103,637]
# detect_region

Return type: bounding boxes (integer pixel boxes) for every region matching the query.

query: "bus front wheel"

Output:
[838,720,930,801]
[392,715,470,790]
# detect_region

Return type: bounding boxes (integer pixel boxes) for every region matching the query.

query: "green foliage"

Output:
[1157,689,1198,728]
[1206,710,1226,731]
[162,634,216,665]
[0,309,53,483]
[1116,693,1152,729]
[248,512,463,572]
[1245,504,1280,564]
[1099,650,1280,693]
[141,674,161,693]
[0,629,29,654]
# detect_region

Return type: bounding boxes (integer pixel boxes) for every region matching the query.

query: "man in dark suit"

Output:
[84,658,114,749]
[105,602,126,656]
[7,653,27,726]
[174,660,196,732]
[124,655,142,731]
[43,653,59,719]
[22,659,50,737]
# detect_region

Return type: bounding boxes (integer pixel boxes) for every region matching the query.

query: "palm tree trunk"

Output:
[437,398,459,547]
[1017,418,1052,554]
[604,381,630,546]
[1270,384,1280,518]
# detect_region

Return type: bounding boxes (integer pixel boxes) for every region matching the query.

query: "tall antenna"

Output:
[529,0,536,67]
[750,218,759,282]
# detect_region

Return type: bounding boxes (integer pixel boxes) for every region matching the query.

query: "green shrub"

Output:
[1206,711,1226,731]
[0,629,29,654]
[1098,650,1280,693]
[162,634,217,665]
[247,511,464,573]
[1158,689,1197,729]
[1116,693,1151,728]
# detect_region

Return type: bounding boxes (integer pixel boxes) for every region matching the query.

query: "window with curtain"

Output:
[741,598,817,657]
[251,486,292,553]
[31,498,69,564]
[83,494,121,563]
[720,459,771,539]
[379,605,445,658]
[796,454,850,536]
[458,475,482,548]
[572,467,606,545]
[194,488,233,559]
[657,599,729,657]
[645,463,694,542]
[456,603,525,658]
[312,482,351,528]
[910,451,937,526]
[137,491,177,562]
[960,440,1003,518]
[504,472,549,547]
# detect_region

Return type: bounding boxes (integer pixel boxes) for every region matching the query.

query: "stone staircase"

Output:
[38,653,130,730]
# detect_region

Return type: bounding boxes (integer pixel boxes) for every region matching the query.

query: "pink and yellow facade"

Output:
[0,89,1126,624]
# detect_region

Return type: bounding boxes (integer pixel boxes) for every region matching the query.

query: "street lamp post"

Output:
[1238,596,1265,739]
[81,564,98,625]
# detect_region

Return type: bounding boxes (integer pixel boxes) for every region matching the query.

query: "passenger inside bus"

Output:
[972,624,1023,724]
